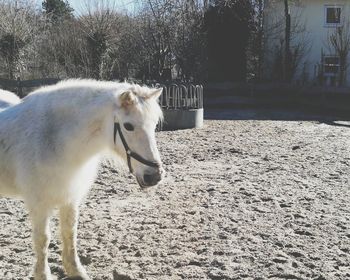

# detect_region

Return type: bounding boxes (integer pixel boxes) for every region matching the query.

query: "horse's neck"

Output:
[63,110,113,166]
[32,92,115,167]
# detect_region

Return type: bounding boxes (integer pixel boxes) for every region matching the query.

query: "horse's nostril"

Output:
[143,174,153,185]
[143,172,162,186]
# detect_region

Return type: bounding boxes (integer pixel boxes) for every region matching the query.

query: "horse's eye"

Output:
[123,122,134,131]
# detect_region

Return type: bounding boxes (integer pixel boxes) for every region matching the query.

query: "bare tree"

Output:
[171,0,207,81]
[135,0,175,81]
[134,0,207,81]
[246,0,264,81]
[78,0,123,79]
[325,20,350,86]
[0,0,251,83]
[283,0,291,81]
[37,18,92,78]
[265,0,310,82]
[99,14,141,80]
[0,0,37,79]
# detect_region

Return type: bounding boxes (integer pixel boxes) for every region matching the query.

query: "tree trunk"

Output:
[284,0,291,82]
[256,0,264,80]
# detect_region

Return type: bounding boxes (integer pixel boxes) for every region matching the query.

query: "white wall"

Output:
[263,0,350,85]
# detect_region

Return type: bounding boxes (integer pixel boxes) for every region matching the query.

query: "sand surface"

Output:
[0,109,350,280]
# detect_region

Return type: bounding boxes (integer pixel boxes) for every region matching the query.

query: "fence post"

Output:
[16,77,23,97]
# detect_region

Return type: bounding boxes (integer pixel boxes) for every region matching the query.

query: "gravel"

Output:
[1,109,349,280]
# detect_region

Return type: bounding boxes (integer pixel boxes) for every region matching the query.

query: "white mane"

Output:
[26,79,163,122]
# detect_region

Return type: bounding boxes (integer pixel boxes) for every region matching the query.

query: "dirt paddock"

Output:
[0,109,349,280]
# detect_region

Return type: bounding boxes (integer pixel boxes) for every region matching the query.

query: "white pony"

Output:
[0,80,164,280]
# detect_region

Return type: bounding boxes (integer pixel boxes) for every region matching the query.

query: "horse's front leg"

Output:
[29,207,53,280]
[60,203,90,280]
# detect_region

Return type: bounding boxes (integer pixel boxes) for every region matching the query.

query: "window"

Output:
[325,5,342,26]
[324,56,340,75]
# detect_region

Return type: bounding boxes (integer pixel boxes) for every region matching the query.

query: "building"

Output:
[263,0,350,86]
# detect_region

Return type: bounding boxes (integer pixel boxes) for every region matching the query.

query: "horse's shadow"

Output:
[205,108,350,128]
[320,120,350,128]
[30,272,81,280]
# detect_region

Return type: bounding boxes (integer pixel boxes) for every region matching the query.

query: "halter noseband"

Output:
[114,123,160,174]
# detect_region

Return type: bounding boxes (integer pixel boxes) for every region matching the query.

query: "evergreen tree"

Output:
[205,1,254,82]
[42,0,74,23]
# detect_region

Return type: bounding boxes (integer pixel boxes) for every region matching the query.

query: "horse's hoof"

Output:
[33,271,54,280]
[33,275,54,280]
[64,276,91,280]
[64,271,92,280]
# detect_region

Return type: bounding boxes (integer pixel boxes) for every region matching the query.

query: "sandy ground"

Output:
[0,109,349,280]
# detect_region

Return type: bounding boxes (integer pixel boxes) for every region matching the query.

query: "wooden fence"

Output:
[0,77,60,97]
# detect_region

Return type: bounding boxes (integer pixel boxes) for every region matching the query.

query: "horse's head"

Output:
[113,84,164,188]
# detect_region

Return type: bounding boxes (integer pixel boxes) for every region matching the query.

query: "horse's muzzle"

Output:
[137,167,165,188]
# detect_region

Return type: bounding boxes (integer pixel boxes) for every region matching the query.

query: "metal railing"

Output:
[155,83,204,110]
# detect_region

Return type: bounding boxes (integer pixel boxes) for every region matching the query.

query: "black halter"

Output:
[114,123,160,174]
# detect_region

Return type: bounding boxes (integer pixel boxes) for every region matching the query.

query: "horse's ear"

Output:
[120,91,136,108]
[146,88,162,100]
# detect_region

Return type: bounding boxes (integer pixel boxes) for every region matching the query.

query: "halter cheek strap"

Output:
[114,123,160,174]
